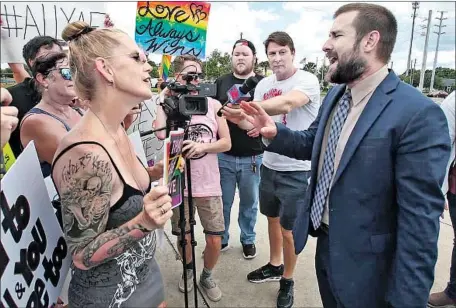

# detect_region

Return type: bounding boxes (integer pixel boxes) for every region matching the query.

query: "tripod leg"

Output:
[178,173,189,308]
[186,158,199,307]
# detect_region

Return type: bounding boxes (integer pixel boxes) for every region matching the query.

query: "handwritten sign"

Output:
[1,2,106,63]
[1,143,16,177]
[135,1,211,59]
[0,142,71,307]
[128,130,148,167]
[126,95,165,167]
[163,129,185,208]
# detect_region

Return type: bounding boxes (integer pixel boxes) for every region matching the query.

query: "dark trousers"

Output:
[315,230,344,308]
[445,192,456,299]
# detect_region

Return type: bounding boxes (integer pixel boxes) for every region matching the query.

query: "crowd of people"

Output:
[1,2,455,308]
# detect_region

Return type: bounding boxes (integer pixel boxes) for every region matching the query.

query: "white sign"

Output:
[127,95,165,167]
[0,142,71,308]
[128,130,148,167]
[1,2,106,63]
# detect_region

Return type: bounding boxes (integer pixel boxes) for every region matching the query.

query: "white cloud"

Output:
[282,1,455,74]
[205,2,278,60]
[284,10,333,69]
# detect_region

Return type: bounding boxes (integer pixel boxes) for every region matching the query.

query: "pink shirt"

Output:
[184,98,222,197]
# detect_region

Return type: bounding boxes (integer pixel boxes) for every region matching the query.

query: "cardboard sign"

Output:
[1,2,106,63]
[0,142,71,307]
[126,96,165,167]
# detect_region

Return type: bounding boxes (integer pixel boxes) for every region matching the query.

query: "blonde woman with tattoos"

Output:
[51,21,172,308]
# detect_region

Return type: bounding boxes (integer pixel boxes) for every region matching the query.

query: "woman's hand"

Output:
[182,140,207,159]
[141,185,173,230]
[146,160,164,181]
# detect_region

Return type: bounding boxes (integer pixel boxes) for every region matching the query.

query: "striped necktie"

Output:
[310,89,352,230]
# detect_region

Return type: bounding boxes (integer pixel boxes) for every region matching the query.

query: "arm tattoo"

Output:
[81,224,145,268]
[59,152,148,268]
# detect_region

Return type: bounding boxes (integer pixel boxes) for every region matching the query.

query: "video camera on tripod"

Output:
[160,82,208,123]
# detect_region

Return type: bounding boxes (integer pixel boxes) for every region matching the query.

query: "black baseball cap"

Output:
[232,39,256,55]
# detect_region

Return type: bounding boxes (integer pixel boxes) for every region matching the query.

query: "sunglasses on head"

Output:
[182,72,204,82]
[48,68,72,81]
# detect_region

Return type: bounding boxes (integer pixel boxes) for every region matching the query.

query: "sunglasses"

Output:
[105,51,148,64]
[48,68,72,81]
[182,72,204,81]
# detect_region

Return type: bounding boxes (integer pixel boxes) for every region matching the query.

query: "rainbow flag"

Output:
[135,1,211,59]
[160,54,172,81]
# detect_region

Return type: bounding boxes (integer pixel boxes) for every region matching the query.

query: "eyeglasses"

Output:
[48,68,72,80]
[181,72,204,81]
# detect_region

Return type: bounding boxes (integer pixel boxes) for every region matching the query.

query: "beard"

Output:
[326,46,366,84]
[233,61,254,76]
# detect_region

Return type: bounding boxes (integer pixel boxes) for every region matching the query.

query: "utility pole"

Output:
[320,57,326,86]
[430,11,447,91]
[406,1,420,76]
[418,10,432,92]
[390,61,394,70]
[411,58,417,85]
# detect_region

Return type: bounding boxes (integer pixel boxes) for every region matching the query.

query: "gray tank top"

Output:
[52,142,162,308]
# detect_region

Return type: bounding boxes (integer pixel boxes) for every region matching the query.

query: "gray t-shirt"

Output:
[254,69,321,171]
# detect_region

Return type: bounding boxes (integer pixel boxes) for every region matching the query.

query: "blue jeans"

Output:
[218,152,262,245]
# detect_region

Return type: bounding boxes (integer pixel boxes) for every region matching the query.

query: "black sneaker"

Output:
[242,243,257,259]
[277,278,294,308]
[247,263,284,283]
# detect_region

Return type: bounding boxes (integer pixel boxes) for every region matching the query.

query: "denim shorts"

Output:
[259,165,311,230]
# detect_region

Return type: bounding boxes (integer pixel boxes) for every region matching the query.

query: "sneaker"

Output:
[242,243,257,259]
[247,263,284,283]
[277,278,294,308]
[178,269,194,293]
[200,275,222,302]
[428,291,456,307]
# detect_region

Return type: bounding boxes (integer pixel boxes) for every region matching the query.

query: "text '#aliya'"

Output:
[1,3,105,40]
[135,1,210,58]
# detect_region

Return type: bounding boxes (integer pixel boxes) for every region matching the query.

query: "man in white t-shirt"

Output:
[222,31,320,308]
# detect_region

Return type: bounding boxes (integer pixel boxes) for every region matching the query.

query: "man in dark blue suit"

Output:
[238,3,451,308]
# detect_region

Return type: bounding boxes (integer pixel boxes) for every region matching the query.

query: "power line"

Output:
[430,11,447,91]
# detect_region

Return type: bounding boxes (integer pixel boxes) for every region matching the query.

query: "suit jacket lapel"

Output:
[332,72,399,186]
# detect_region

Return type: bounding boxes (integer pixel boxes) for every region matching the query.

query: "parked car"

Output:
[427,90,449,98]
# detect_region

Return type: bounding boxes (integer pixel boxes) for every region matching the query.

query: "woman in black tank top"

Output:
[50,21,173,308]
[20,52,83,178]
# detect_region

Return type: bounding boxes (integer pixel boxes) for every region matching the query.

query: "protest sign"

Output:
[163,128,185,208]
[0,142,71,308]
[126,96,165,167]
[1,143,15,177]
[135,1,211,59]
[1,2,106,63]
[128,130,148,167]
